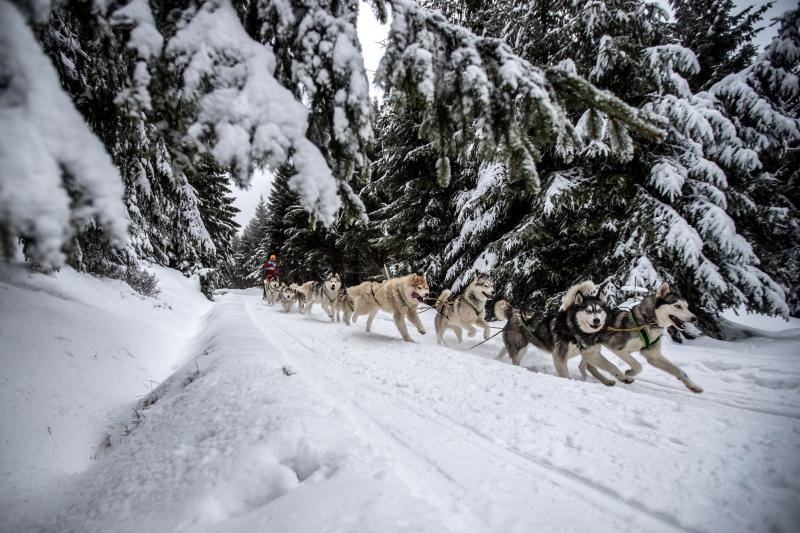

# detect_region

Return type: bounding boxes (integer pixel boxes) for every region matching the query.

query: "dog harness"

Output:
[462,296,482,317]
[518,313,540,343]
[321,283,337,305]
[630,312,661,349]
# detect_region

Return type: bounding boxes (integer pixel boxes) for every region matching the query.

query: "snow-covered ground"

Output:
[0,264,211,530]
[2,276,799,532]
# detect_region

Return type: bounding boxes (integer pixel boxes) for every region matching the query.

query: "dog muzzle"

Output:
[411,292,424,302]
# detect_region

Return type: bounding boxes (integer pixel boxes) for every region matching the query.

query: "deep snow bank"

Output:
[41,292,480,533]
[0,264,210,530]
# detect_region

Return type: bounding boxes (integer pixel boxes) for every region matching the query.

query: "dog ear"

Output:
[597,290,606,303]
[656,282,670,299]
[575,291,584,305]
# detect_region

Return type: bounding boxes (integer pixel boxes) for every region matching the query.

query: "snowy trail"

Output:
[244,298,678,532]
[243,291,800,533]
[34,289,800,533]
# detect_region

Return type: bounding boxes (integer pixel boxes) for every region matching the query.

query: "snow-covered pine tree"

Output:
[187,157,241,294]
[234,0,376,216]
[427,0,790,331]
[220,233,247,288]
[260,164,334,282]
[9,0,669,295]
[672,0,771,91]
[365,96,460,282]
[707,7,800,315]
[237,196,271,284]
[378,0,664,194]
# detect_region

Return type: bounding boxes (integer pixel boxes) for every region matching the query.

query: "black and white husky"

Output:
[589,282,703,393]
[495,281,632,385]
[300,273,342,322]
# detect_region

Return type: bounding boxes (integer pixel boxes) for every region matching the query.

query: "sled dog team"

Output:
[264,273,703,393]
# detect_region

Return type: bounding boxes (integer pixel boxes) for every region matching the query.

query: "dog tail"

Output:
[561,280,595,310]
[493,299,511,321]
[434,289,451,309]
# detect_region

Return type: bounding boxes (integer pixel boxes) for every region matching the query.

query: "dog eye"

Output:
[675,304,682,309]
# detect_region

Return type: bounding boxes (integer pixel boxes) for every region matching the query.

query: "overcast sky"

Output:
[232,0,790,229]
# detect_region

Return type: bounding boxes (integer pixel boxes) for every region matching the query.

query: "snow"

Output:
[0,0,129,268]
[0,263,211,530]
[167,0,341,225]
[292,1,374,153]
[624,256,660,291]
[111,0,163,60]
[649,160,686,200]
[690,201,756,263]
[3,279,800,532]
[543,173,575,215]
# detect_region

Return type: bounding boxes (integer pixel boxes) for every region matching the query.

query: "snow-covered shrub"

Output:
[89,261,161,297]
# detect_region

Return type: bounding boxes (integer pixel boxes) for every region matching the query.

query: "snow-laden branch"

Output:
[0,1,129,267]
[377,0,666,191]
[167,0,341,225]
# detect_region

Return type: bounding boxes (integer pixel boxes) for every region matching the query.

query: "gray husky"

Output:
[433,274,495,344]
[264,277,280,305]
[588,282,703,393]
[278,283,295,313]
[300,273,342,321]
[495,281,632,385]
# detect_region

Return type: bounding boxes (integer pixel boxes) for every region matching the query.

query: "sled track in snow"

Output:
[245,297,698,533]
[627,375,800,419]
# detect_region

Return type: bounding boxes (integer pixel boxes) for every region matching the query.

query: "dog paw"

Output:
[625,368,642,377]
[418,329,427,335]
[687,384,703,393]
[618,376,635,385]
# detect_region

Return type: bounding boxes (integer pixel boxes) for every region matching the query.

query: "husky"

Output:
[335,287,355,325]
[290,282,309,312]
[264,277,280,305]
[433,274,495,344]
[590,282,703,393]
[495,281,632,386]
[346,274,430,342]
[300,273,342,322]
[278,283,295,313]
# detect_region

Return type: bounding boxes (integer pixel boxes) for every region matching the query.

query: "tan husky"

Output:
[345,274,430,342]
[433,274,495,344]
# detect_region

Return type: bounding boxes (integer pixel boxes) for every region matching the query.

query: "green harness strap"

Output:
[520,313,586,350]
[519,313,539,341]
[630,312,661,349]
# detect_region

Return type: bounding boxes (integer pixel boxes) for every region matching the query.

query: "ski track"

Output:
[243,291,800,533]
